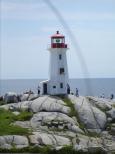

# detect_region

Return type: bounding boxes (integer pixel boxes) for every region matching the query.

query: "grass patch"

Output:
[15,111,33,121]
[62,98,76,117]
[0,145,106,154]
[0,109,30,135]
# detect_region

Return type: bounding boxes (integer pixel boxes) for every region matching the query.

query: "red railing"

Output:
[51,43,67,48]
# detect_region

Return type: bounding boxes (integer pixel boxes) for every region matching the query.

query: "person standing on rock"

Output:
[37,86,40,95]
[110,94,114,100]
[67,84,70,94]
[76,88,79,97]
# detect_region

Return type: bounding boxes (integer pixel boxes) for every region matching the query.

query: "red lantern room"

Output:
[51,31,67,48]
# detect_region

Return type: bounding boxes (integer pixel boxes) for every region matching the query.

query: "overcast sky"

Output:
[1,0,115,79]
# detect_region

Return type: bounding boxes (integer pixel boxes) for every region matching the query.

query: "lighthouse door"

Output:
[43,83,47,94]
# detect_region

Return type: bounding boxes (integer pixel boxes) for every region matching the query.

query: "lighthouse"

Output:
[40,31,69,95]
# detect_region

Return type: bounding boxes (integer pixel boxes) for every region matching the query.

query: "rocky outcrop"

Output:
[69,95,107,133]
[74,132,115,153]
[87,96,112,111]
[30,96,70,114]
[4,92,18,103]
[74,134,102,152]
[29,131,71,146]
[0,135,29,149]
[106,108,115,121]
[30,112,83,134]
[0,94,115,153]
[0,96,70,114]
[20,93,38,101]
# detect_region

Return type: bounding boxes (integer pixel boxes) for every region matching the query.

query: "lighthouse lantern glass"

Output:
[53,38,63,43]
[56,39,60,43]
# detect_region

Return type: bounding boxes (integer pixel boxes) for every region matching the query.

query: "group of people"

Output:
[67,84,79,96]
[100,93,114,100]
[37,84,114,99]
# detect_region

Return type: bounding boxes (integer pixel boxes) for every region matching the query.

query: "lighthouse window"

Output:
[53,86,56,89]
[60,68,64,74]
[60,83,63,88]
[59,54,62,60]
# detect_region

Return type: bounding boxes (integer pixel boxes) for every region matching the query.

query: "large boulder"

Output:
[0,96,70,114]
[29,131,71,147]
[31,112,76,128]
[0,135,29,149]
[69,95,107,132]
[4,92,18,103]
[20,93,38,101]
[30,111,83,134]
[87,96,112,111]
[20,94,29,102]
[30,96,70,114]
[106,108,115,120]
[0,101,31,111]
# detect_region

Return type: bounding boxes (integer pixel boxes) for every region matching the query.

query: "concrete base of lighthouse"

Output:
[40,80,68,96]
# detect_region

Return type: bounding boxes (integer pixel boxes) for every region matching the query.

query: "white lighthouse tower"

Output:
[40,31,69,95]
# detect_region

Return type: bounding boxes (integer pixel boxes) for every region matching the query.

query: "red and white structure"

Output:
[40,31,69,95]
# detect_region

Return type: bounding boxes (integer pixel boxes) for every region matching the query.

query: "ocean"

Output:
[0,78,115,97]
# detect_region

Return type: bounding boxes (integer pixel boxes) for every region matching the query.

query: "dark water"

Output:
[0,78,115,97]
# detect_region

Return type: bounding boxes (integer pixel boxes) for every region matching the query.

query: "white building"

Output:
[40,31,69,95]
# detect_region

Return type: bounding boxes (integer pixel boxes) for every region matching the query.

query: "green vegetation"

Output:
[62,98,76,117]
[112,104,115,108]
[62,97,85,131]
[15,111,33,121]
[0,109,31,135]
[0,145,106,154]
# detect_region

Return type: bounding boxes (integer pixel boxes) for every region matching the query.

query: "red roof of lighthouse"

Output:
[51,31,64,38]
